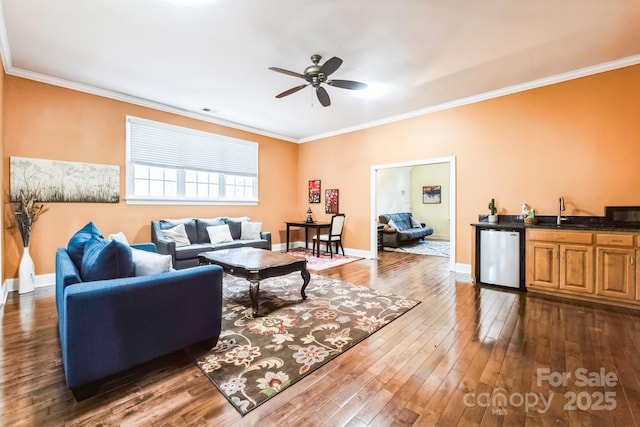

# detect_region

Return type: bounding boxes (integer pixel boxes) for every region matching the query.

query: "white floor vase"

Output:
[19,246,36,294]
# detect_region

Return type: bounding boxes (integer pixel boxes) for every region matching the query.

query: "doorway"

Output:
[370,156,456,271]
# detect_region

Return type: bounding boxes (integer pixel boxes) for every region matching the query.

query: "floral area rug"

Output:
[384,239,450,257]
[284,248,363,271]
[194,272,420,415]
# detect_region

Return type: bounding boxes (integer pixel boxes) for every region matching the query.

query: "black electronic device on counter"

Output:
[605,206,640,228]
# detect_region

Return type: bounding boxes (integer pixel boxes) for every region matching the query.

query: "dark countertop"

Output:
[471,215,640,233]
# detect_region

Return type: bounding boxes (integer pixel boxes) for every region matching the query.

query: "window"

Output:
[126,116,258,204]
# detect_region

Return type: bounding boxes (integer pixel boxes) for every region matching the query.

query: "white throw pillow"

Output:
[162,223,191,247]
[240,221,262,240]
[108,231,130,246]
[207,224,234,244]
[387,218,397,230]
[131,248,173,276]
[410,216,422,228]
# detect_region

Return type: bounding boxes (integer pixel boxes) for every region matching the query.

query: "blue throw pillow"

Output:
[81,236,133,282]
[67,222,103,270]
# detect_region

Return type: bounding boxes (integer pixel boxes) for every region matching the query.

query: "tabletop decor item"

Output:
[305,207,314,223]
[488,198,498,223]
[12,189,48,294]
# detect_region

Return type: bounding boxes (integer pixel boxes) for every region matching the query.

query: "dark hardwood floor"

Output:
[2,251,640,426]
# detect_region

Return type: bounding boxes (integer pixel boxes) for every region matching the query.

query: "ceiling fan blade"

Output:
[319,56,342,77]
[328,80,368,90]
[269,67,305,79]
[316,86,330,107]
[275,84,309,98]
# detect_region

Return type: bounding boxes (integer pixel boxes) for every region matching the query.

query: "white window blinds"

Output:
[126,115,259,204]
[127,116,258,176]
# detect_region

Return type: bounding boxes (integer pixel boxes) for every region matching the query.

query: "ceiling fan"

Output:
[269,54,368,107]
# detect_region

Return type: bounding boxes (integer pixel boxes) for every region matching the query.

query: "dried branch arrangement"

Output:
[12,189,49,247]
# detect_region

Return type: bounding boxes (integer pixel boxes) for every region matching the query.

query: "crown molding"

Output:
[0,1,12,73]
[1,0,638,146]
[0,4,297,143]
[298,54,640,143]
[7,67,298,142]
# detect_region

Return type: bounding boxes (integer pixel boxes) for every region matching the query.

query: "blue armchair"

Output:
[55,242,223,400]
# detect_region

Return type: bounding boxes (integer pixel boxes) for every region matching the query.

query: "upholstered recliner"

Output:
[378,212,434,248]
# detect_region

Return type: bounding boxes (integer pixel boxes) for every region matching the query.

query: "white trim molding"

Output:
[0,4,637,147]
[456,263,472,275]
[2,273,55,305]
[299,55,640,143]
[371,156,457,271]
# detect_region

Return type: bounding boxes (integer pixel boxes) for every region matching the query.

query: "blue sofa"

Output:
[56,223,223,400]
[378,212,434,247]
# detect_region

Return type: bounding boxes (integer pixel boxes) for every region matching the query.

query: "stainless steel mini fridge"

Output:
[479,229,521,288]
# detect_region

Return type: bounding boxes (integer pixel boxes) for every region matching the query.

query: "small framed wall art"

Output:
[325,188,339,214]
[308,179,321,203]
[422,185,441,204]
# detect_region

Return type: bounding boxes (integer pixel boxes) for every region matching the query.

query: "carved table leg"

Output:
[300,268,311,300]
[249,279,260,317]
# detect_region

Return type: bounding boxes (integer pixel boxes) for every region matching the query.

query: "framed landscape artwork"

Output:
[10,156,120,203]
[308,179,321,203]
[422,185,441,204]
[325,189,339,214]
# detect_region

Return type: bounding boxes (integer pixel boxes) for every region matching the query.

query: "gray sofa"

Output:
[151,217,271,269]
[378,212,433,248]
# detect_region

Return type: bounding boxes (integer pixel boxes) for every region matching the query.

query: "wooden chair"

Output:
[313,214,345,258]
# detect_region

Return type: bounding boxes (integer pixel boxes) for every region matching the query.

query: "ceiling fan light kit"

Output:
[269,54,368,107]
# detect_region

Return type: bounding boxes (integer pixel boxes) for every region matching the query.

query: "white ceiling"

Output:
[1,0,640,142]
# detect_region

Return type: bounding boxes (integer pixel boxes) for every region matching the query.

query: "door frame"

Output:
[370,156,456,271]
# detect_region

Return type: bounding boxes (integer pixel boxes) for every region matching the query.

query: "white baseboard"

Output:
[455,263,472,275]
[2,273,56,305]
[1,283,7,306]
[426,234,450,241]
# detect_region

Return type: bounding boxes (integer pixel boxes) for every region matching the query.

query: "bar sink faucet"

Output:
[557,196,567,225]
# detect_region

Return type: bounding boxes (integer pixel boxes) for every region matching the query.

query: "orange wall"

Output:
[299,64,640,265]
[3,76,300,278]
[3,64,640,280]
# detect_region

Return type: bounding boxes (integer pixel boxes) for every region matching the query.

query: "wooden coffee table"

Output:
[198,247,310,317]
